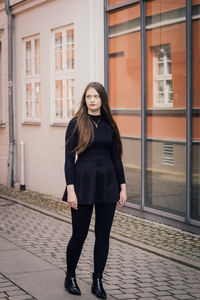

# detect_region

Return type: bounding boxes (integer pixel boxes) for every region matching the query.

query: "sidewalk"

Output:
[0,184,200,300]
[0,184,200,270]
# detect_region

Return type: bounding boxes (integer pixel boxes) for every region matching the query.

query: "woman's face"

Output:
[85,88,102,115]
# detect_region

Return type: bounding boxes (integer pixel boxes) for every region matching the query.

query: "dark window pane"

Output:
[191,0,200,221]
[146,0,186,215]
[108,3,141,205]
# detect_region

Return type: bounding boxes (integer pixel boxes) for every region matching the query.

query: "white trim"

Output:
[146,16,186,30]
[51,24,75,124]
[153,44,173,108]
[22,34,41,123]
[109,26,140,38]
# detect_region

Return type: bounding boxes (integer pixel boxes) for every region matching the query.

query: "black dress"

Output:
[64,113,126,205]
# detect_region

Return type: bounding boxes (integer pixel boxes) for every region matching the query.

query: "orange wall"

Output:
[109,31,141,109]
[109,3,200,140]
[146,23,186,109]
[192,20,200,108]
[113,115,141,137]
[109,4,140,26]
[146,0,185,16]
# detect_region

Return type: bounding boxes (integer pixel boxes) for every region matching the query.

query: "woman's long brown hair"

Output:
[67,82,123,156]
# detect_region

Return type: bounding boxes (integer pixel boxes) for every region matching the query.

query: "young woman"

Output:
[64,82,127,299]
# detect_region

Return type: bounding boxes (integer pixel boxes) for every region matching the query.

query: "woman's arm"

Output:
[110,132,127,207]
[65,118,79,210]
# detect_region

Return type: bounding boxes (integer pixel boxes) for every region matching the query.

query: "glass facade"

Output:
[106,0,200,224]
[146,0,186,215]
[192,0,200,221]
[108,3,141,204]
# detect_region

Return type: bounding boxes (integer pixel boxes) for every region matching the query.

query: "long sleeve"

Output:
[110,132,126,185]
[64,117,78,185]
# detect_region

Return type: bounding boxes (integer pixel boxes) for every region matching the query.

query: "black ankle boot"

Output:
[91,272,107,299]
[64,272,81,295]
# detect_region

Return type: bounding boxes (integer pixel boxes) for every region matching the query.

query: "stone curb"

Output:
[1,193,200,272]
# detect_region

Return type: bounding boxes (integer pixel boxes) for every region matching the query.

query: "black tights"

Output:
[66,202,116,276]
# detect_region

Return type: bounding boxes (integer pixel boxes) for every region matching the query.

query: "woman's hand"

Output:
[67,185,78,210]
[117,183,127,207]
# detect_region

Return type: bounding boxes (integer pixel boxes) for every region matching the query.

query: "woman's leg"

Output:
[93,202,117,275]
[66,204,93,274]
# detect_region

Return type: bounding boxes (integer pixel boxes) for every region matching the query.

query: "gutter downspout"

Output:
[5,0,14,188]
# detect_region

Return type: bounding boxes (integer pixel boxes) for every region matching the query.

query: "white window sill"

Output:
[22,121,41,126]
[0,122,6,128]
[50,122,68,127]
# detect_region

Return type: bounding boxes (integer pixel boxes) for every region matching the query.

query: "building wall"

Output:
[0,0,9,186]
[11,0,104,196]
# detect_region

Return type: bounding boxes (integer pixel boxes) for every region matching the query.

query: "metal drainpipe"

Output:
[5,0,14,188]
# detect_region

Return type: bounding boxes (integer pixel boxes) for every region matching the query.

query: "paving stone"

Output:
[174,294,195,299]
[159,297,178,300]
[113,294,137,299]
[1,184,200,266]
[0,274,35,300]
[153,290,172,296]
[0,192,200,300]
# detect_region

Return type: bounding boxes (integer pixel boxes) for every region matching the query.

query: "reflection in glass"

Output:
[26,83,32,118]
[25,41,31,75]
[34,39,40,74]
[66,79,75,119]
[55,32,62,71]
[55,80,63,118]
[109,0,127,6]
[66,29,74,70]
[108,4,141,204]
[192,0,200,221]
[146,0,186,215]
[34,83,41,119]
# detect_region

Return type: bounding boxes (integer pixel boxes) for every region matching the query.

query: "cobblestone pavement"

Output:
[1,199,200,299]
[0,184,200,269]
[0,273,36,300]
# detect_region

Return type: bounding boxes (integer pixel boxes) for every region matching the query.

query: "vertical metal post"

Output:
[20,141,26,191]
[141,0,146,209]
[5,0,14,188]
[186,0,192,223]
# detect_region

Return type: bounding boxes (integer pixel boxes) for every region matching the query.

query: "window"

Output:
[162,143,174,166]
[23,35,41,121]
[52,25,75,123]
[0,40,2,123]
[153,44,173,107]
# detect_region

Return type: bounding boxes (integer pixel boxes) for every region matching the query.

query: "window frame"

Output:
[51,24,76,124]
[153,44,173,108]
[22,34,41,123]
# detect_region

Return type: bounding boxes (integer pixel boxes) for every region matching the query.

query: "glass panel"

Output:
[55,80,63,118]
[25,41,31,75]
[34,38,40,74]
[66,28,74,69]
[26,83,32,118]
[109,0,128,6]
[34,82,40,118]
[55,32,62,71]
[66,79,75,119]
[108,3,141,204]
[146,0,186,216]
[192,0,200,221]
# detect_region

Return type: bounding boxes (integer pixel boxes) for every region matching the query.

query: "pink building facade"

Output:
[0,0,104,196]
